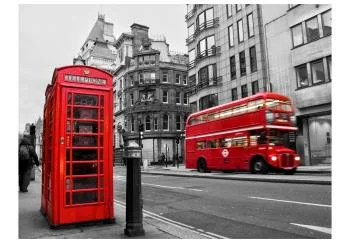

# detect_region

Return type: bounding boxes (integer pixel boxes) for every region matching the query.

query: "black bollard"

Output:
[124,141,145,237]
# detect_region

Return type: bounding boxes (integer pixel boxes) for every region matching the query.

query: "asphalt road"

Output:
[114,167,331,239]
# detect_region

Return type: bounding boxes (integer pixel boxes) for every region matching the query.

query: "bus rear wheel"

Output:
[252,159,268,174]
[197,158,207,173]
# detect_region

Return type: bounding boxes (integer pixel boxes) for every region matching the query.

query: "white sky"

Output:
[19,4,188,131]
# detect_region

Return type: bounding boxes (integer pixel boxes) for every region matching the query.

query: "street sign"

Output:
[222,149,229,158]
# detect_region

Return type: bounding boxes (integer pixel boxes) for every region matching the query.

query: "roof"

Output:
[85,16,116,44]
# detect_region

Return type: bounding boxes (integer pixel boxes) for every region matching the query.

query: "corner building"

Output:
[114,24,191,164]
[186,4,269,112]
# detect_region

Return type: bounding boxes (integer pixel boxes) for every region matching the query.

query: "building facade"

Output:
[265,4,332,165]
[185,4,270,113]
[114,24,191,164]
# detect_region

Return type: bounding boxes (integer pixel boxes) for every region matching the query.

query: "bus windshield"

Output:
[266,99,292,112]
[268,129,290,146]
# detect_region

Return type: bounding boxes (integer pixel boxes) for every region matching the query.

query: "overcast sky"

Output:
[19,4,187,131]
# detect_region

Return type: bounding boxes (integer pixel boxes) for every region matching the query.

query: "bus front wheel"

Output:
[197,158,207,173]
[252,159,268,174]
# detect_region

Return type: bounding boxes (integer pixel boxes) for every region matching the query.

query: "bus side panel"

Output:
[185,139,196,169]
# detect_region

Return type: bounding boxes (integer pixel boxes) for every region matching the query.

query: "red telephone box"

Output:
[41,65,115,227]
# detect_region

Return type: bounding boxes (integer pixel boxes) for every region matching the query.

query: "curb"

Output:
[141,171,331,185]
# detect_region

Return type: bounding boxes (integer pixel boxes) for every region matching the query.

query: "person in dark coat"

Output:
[19,136,39,192]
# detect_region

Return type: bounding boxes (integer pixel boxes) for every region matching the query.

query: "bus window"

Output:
[266,99,292,112]
[207,140,219,148]
[232,136,248,147]
[250,130,267,145]
[219,138,232,148]
[196,141,206,150]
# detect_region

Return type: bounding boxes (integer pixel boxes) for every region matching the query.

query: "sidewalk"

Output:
[141,164,331,185]
[18,169,210,239]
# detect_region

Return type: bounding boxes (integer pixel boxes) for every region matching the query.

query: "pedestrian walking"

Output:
[160,153,165,166]
[19,136,39,192]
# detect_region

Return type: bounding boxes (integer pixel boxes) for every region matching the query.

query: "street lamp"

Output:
[175,133,180,168]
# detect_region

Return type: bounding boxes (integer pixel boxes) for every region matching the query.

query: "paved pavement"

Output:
[19,165,331,239]
[141,164,331,185]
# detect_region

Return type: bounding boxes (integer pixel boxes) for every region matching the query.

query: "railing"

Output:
[185,8,196,21]
[186,17,220,46]
[138,78,159,86]
[186,76,223,95]
[187,46,221,70]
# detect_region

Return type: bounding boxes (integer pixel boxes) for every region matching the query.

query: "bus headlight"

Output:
[271,155,278,161]
[294,155,300,161]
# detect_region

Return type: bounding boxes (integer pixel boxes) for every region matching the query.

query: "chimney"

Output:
[130,23,149,56]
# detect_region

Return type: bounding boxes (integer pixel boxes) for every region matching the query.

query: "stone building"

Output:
[265,4,332,165]
[114,24,191,164]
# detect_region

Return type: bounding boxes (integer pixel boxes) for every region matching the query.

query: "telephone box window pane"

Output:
[72,191,98,204]
[73,135,98,147]
[72,149,98,161]
[100,136,103,146]
[66,178,71,190]
[66,149,70,160]
[68,93,72,105]
[100,191,104,202]
[74,121,98,133]
[100,122,104,133]
[99,163,103,174]
[100,176,104,188]
[73,94,98,106]
[66,163,70,175]
[100,96,104,106]
[67,107,71,118]
[66,192,70,205]
[100,109,104,120]
[66,121,71,132]
[72,163,98,175]
[73,177,98,189]
[100,149,103,159]
[73,108,98,119]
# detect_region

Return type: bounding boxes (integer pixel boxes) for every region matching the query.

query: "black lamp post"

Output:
[175,133,180,168]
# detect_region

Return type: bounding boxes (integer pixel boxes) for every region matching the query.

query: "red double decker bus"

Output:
[185,92,300,174]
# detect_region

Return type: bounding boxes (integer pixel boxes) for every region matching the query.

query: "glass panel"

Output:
[66,149,70,161]
[100,149,103,160]
[296,64,309,87]
[72,163,98,175]
[228,25,234,47]
[72,191,98,204]
[72,149,98,161]
[66,121,71,132]
[207,36,215,50]
[100,122,104,133]
[66,163,70,176]
[66,178,70,190]
[99,162,103,174]
[238,19,244,42]
[248,13,254,37]
[198,12,205,29]
[73,177,98,189]
[100,176,104,188]
[322,10,331,36]
[74,121,98,133]
[74,94,98,106]
[311,60,325,84]
[100,136,103,146]
[67,107,71,118]
[72,135,98,147]
[66,192,70,205]
[100,96,104,106]
[206,8,213,21]
[67,93,72,105]
[306,17,320,42]
[73,107,98,119]
[100,191,104,202]
[292,24,303,47]
[100,109,104,120]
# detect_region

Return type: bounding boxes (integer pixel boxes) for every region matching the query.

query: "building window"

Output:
[130,93,134,106]
[188,24,194,38]
[306,16,320,42]
[162,90,168,103]
[190,101,197,112]
[249,46,257,73]
[247,13,254,38]
[176,91,181,104]
[163,114,169,131]
[154,117,158,131]
[228,25,234,47]
[296,64,309,88]
[145,115,151,131]
[131,116,135,132]
[291,24,303,47]
[175,74,181,84]
[327,56,332,81]
[227,4,232,18]
[139,73,144,84]
[150,55,156,65]
[119,97,122,111]
[322,10,332,36]
[197,8,214,31]
[241,84,248,98]
[311,59,325,84]
[237,19,244,43]
[232,88,238,101]
[144,55,150,65]
[198,64,217,83]
[162,73,168,83]
[199,93,218,111]
[130,75,134,86]
[189,74,196,86]
[252,81,259,95]
[198,35,215,57]
[189,49,196,68]
[230,55,236,80]
[184,93,189,105]
[239,51,246,76]
[236,4,242,12]
[176,115,181,131]
[138,56,143,66]
[183,75,187,85]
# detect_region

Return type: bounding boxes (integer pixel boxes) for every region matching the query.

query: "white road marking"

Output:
[291,223,331,235]
[249,196,331,208]
[113,199,228,239]
[114,177,204,192]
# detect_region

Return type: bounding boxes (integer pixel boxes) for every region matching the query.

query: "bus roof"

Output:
[187,92,290,120]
